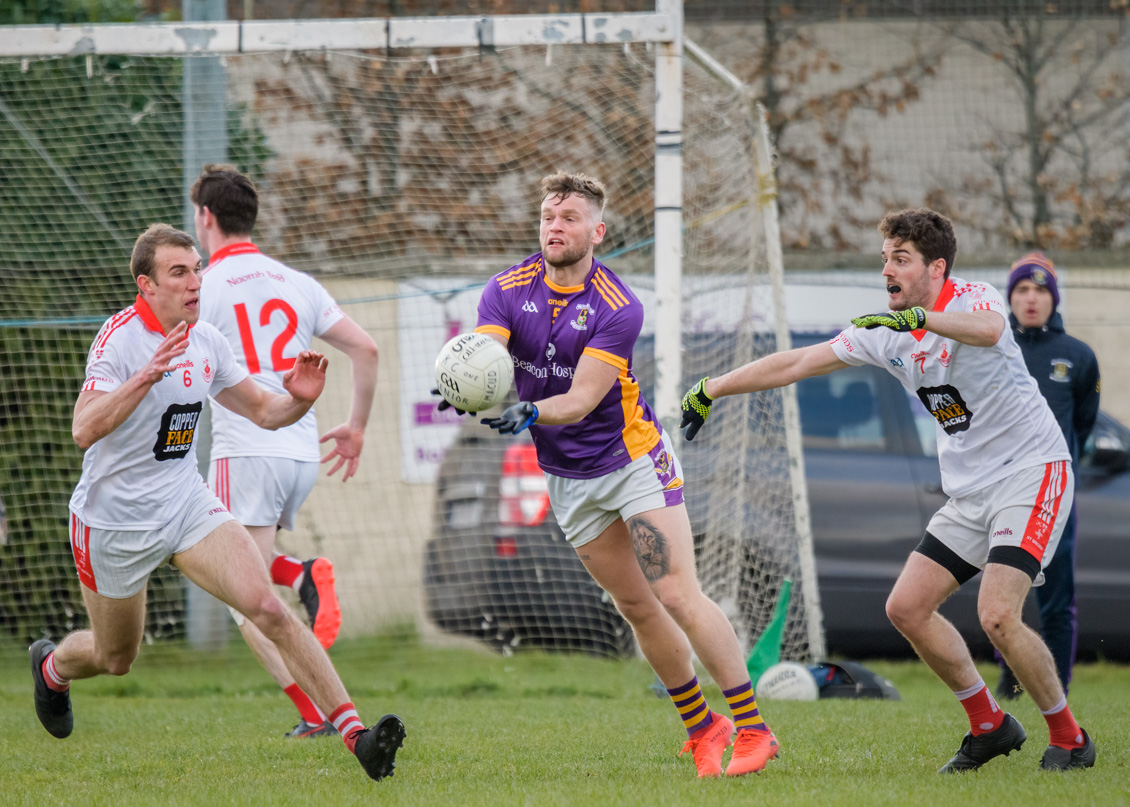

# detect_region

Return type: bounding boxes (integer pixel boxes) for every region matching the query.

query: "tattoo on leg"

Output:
[630,518,670,582]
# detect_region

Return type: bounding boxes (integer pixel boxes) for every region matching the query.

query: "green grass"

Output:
[1,638,1128,806]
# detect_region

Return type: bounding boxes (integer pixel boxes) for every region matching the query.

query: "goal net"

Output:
[0,37,820,666]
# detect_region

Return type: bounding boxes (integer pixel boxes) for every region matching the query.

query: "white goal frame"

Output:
[686,38,825,660]
[0,2,825,661]
[0,13,674,56]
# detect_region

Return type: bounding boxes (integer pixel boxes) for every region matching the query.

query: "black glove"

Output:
[850,306,927,332]
[431,388,476,417]
[679,377,713,441]
[481,401,539,435]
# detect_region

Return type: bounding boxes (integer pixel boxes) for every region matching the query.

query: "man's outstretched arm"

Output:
[680,341,848,441]
[214,350,328,431]
[706,341,848,399]
[318,318,379,481]
[852,307,1004,347]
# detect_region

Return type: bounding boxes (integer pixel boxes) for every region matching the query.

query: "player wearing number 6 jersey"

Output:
[193,164,380,740]
[32,224,403,783]
[681,208,1094,773]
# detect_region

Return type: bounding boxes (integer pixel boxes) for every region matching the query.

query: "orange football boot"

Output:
[679,714,735,778]
[298,558,342,649]
[725,728,780,776]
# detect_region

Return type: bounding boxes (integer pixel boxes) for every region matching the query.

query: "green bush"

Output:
[0,53,269,644]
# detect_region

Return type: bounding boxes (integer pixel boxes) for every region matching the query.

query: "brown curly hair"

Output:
[878,208,957,279]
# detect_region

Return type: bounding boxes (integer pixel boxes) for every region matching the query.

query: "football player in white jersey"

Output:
[30,224,405,783]
[679,208,1094,773]
[191,164,380,740]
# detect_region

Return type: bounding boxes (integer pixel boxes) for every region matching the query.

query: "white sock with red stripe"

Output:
[43,652,70,692]
[329,703,366,753]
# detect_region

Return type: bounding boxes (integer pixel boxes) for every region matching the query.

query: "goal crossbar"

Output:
[0,13,674,57]
[0,2,827,664]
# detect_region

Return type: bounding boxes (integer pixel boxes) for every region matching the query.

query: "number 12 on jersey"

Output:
[233,299,299,374]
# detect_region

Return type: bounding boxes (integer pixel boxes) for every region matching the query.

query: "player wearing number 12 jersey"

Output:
[682,208,1094,773]
[194,165,380,740]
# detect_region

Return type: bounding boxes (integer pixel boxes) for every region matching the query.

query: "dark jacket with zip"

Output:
[1009,311,1101,466]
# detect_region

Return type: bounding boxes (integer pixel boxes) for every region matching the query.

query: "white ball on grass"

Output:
[755,661,820,701]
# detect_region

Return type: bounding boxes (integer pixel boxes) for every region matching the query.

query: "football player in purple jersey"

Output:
[455,171,778,778]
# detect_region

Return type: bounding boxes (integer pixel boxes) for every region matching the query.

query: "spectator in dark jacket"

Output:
[998,252,1101,699]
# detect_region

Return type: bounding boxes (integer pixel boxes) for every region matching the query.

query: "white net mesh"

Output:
[0,42,818,664]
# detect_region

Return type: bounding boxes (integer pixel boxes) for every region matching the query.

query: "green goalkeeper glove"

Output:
[850,306,927,332]
[679,378,714,441]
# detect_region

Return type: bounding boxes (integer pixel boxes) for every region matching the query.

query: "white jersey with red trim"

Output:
[69,296,248,530]
[829,277,1069,498]
[199,243,344,461]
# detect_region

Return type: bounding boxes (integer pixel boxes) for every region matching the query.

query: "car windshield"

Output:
[906,390,940,457]
[796,371,885,451]
[1080,411,1130,468]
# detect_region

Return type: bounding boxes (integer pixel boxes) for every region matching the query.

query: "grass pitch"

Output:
[1,637,1127,806]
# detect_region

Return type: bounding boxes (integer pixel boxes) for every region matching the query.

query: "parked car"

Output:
[423,332,1130,660]
[424,428,636,656]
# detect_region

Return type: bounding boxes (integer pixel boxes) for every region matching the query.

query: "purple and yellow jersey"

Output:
[476,253,662,479]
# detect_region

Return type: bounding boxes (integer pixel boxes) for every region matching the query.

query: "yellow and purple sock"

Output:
[667,676,714,737]
[723,681,768,733]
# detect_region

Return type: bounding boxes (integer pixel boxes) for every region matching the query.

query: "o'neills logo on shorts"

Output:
[153,401,203,461]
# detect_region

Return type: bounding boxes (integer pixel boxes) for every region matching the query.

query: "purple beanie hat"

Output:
[1007,251,1059,313]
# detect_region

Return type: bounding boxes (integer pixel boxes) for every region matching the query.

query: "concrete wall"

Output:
[690,17,1130,253]
[1065,282,1130,426]
[283,276,434,639]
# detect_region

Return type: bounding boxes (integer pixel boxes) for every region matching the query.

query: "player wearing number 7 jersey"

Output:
[193,165,380,740]
[682,208,1094,773]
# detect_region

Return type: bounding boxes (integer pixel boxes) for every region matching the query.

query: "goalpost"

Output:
[0,2,823,665]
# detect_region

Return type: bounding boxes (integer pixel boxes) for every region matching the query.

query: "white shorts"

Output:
[69,481,233,599]
[546,430,686,549]
[209,456,318,531]
[925,460,1073,585]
